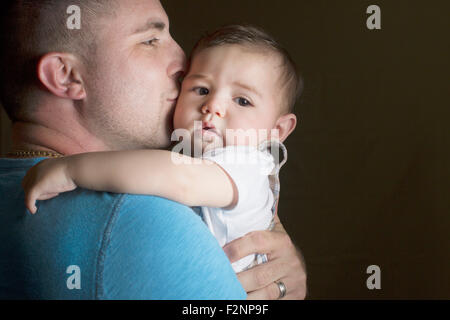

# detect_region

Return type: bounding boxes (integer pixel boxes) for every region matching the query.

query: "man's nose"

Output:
[167,39,187,87]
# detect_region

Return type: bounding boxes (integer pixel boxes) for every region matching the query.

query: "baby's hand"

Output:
[22,157,77,214]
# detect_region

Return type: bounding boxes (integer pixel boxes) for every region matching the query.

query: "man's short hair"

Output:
[190,24,303,114]
[0,0,116,121]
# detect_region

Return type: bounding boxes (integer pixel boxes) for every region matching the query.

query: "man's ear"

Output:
[273,113,297,142]
[37,52,86,100]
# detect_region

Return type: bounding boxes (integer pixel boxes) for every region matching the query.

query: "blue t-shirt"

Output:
[0,158,246,299]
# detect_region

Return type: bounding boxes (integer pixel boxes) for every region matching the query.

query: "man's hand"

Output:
[223,215,307,300]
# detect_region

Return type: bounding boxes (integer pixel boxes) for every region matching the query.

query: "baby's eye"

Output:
[194,87,209,95]
[235,97,252,107]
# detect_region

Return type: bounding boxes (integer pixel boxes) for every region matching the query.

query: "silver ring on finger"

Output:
[275,280,287,299]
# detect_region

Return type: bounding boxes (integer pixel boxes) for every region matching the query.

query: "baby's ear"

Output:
[273,113,297,142]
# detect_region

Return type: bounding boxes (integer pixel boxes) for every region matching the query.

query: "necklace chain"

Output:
[6,150,64,158]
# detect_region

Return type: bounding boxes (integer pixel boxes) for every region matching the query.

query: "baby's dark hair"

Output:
[189,24,303,114]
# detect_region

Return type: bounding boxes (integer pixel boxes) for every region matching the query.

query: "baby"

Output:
[22,25,302,272]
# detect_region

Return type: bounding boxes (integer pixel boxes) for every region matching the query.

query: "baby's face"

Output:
[173,44,283,150]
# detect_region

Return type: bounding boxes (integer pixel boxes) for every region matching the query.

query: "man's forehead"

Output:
[132,20,166,35]
[113,0,168,34]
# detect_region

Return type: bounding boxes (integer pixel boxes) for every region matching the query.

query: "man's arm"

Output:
[99,194,246,299]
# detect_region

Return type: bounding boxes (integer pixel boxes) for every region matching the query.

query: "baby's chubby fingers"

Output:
[22,164,47,214]
[22,157,77,215]
[24,188,38,214]
[22,170,39,214]
[25,188,60,214]
[23,178,46,214]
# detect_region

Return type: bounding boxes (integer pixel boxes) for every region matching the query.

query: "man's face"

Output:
[83,0,185,150]
[173,45,282,151]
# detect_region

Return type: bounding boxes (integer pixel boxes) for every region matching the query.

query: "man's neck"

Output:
[11,121,110,156]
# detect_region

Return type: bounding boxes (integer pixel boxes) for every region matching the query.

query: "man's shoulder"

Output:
[107,192,205,238]
[97,192,246,299]
[0,160,245,299]
[115,192,194,213]
[63,189,196,221]
[60,188,192,212]
[57,189,207,244]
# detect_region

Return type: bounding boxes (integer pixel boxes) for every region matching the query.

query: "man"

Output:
[0,0,306,299]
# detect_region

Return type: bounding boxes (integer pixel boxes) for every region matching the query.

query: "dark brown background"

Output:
[1,0,449,298]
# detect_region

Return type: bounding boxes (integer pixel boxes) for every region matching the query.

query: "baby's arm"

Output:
[23,150,236,214]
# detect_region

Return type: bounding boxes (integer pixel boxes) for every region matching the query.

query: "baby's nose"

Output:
[201,102,225,117]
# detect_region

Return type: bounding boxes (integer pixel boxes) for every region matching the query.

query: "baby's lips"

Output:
[201,121,220,132]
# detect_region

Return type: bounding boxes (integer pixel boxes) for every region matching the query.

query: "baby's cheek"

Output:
[173,95,194,127]
[230,117,262,133]
[172,104,185,130]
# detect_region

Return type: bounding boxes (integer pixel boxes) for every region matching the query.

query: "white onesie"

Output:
[198,141,286,272]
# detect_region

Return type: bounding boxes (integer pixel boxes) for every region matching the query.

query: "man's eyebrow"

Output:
[132,20,166,35]
[233,81,262,98]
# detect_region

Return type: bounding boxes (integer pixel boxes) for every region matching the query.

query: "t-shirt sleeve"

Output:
[203,148,274,215]
[99,194,246,300]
